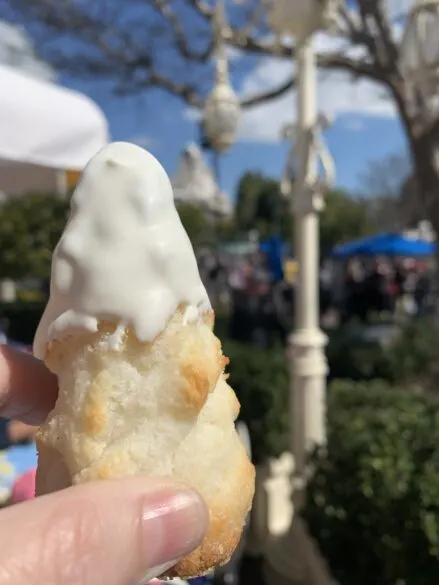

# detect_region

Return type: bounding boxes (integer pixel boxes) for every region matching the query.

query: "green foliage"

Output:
[176,202,209,246]
[234,175,373,252]
[326,318,439,387]
[0,194,68,279]
[326,329,395,381]
[320,190,373,255]
[223,339,289,464]
[387,318,439,387]
[234,173,291,241]
[176,201,233,247]
[304,380,439,585]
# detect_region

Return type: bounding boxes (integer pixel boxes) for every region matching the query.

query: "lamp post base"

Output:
[263,515,335,585]
[288,327,328,476]
[262,328,330,585]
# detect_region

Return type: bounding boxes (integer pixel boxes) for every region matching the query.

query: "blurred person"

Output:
[0,418,37,449]
[341,260,366,323]
[401,264,419,316]
[319,260,333,317]
[363,260,389,317]
[246,254,271,347]
[415,269,431,313]
[270,276,294,345]
[229,259,253,342]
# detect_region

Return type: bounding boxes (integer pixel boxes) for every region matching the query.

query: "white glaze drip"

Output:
[33,142,211,359]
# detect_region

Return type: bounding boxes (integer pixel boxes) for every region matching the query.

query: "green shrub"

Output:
[326,318,439,386]
[214,312,229,342]
[387,317,439,387]
[224,340,289,464]
[326,330,395,381]
[303,379,439,585]
[0,193,68,279]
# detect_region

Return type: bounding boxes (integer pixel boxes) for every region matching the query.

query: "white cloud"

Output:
[341,116,366,132]
[0,20,56,82]
[183,6,412,143]
[128,134,157,149]
[239,31,397,142]
[184,107,202,122]
[226,45,243,61]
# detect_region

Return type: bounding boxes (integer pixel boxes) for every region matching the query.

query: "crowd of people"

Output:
[0,243,436,585]
[199,249,315,347]
[198,248,436,348]
[341,258,435,323]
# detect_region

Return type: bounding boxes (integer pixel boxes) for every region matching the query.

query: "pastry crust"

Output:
[36,308,255,578]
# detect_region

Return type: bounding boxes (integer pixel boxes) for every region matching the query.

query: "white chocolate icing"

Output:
[33,142,211,359]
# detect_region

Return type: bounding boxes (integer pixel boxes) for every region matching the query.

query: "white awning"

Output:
[0,64,108,171]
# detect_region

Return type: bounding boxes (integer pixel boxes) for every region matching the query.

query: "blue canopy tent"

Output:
[332,233,436,259]
[259,235,288,282]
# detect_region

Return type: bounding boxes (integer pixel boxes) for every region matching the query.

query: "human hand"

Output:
[0,345,208,585]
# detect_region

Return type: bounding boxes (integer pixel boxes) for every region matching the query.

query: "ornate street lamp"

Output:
[202,1,241,155]
[263,2,337,584]
[202,1,241,246]
[400,0,439,111]
[269,0,338,479]
[269,0,340,37]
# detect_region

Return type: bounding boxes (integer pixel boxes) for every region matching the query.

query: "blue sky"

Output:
[56,1,411,201]
[69,73,407,203]
[0,12,409,203]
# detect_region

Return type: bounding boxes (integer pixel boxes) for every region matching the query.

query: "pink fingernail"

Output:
[139,489,208,582]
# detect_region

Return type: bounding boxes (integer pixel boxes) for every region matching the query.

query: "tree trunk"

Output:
[405,120,439,317]
[395,84,439,245]
[409,130,439,242]
[391,81,439,321]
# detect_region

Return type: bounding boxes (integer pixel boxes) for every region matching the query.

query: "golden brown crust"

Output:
[169,514,243,578]
[166,453,255,578]
[83,374,108,436]
[37,306,255,577]
[45,306,215,371]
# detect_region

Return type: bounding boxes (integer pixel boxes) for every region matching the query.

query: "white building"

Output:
[172,143,233,218]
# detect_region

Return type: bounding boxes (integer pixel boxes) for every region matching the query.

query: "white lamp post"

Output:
[271,0,337,489]
[202,1,241,154]
[263,2,337,584]
[400,0,439,111]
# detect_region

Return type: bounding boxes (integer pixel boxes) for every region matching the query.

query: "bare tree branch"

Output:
[4,0,439,226]
[242,77,294,108]
[0,0,416,114]
[151,0,213,61]
[367,0,400,71]
[317,51,385,82]
[185,0,213,19]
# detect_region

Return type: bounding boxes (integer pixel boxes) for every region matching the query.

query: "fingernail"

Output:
[138,560,180,584]
[140,489,208,582]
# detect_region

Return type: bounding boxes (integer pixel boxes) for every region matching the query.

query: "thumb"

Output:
[0,477,208,585]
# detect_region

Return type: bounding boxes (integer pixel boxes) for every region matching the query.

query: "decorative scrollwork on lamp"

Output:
[400,0,439,116]
[280,113,335,213]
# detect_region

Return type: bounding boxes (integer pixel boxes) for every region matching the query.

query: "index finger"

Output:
[0,345,58,424]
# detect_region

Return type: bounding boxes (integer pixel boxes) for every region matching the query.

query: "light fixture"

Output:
[202,1,241,154]
[269,0,341,36]
[400,0,439,104]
